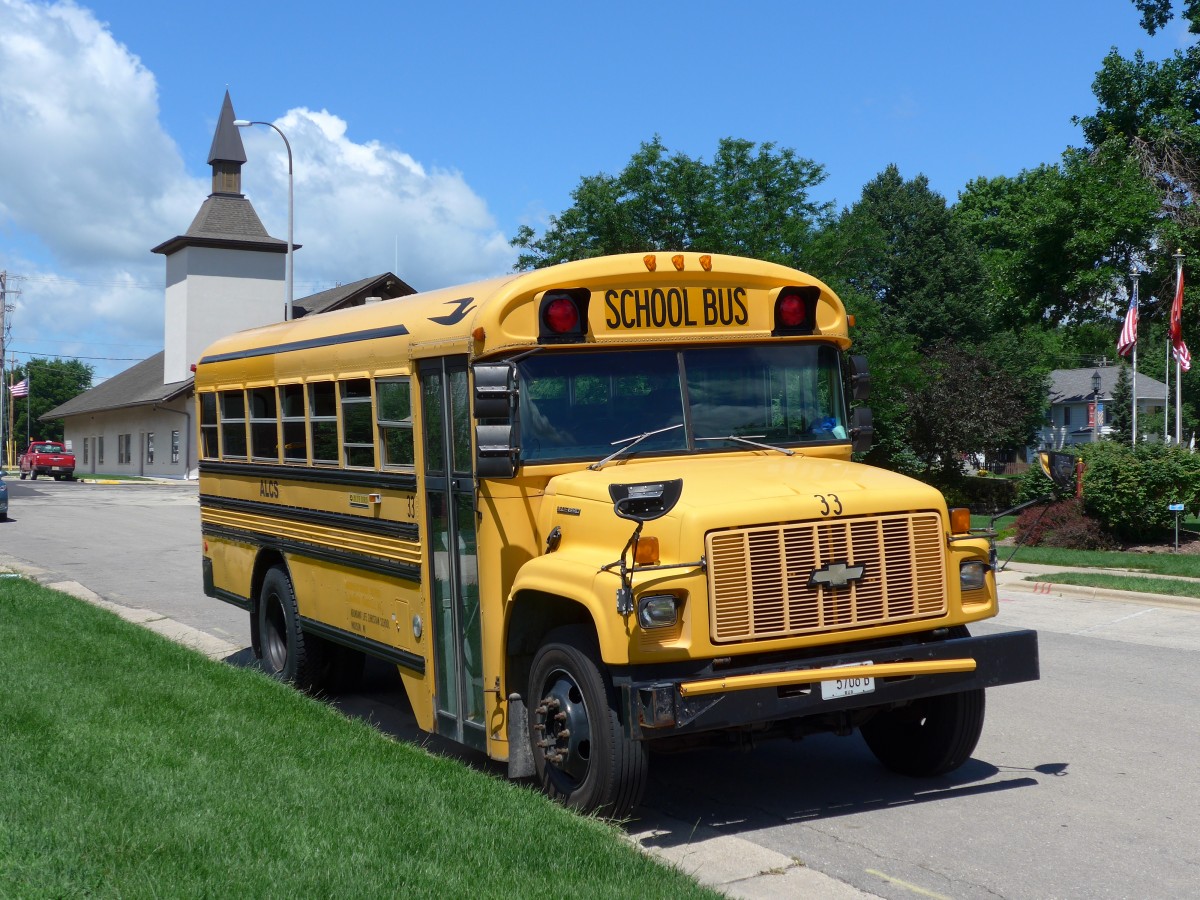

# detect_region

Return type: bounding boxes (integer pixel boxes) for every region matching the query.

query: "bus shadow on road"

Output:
[638,732,1051,837]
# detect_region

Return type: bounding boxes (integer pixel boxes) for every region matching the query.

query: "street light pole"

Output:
[1092,369,1102,443]
[234,119,293,322]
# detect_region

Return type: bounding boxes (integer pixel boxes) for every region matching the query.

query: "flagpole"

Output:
[1165,333,1172,443]
[1130,269,1139,445]
[1175,249,1186,445]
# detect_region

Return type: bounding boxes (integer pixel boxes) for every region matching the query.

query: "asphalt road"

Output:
[3,477,1199,899]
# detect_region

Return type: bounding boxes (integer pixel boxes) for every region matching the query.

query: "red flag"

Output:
[1171,264,1190,372]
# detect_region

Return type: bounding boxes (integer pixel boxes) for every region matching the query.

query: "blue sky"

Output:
[0,0,1190,381]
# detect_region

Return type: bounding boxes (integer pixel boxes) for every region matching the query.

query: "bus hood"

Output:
[543,454,948,525]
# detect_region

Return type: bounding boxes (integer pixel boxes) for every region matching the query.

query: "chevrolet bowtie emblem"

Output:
[807,561,866,590]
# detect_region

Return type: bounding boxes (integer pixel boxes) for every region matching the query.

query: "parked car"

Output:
[18,441,76,481]
[0,470,8,520]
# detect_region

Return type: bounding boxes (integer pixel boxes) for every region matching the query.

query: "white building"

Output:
[1037,365,1168,449]
[44,93,412,478]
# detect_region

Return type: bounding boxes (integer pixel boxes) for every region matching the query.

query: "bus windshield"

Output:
[517,344,848,463]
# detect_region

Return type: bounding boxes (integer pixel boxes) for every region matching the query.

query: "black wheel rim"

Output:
[537,666,593,788]
[262,592,288,672]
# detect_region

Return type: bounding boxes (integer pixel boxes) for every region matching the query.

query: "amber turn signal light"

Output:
[635,535,660,565]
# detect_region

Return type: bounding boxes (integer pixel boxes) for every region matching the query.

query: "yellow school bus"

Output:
[197,251,1038,817]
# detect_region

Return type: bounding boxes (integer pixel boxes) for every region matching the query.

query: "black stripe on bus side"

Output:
[199,494,420,543]
[199,460,419,492]
[201,523,422,584]
[198,323,412,364]
[299,617,426,675]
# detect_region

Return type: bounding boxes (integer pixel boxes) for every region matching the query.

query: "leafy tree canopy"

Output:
[6,358,93,446]
[955,144,1160,328]
[814,164,988,344]
[511,136,831,270]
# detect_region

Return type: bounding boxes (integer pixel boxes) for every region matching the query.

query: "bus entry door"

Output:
[419,356,485,751]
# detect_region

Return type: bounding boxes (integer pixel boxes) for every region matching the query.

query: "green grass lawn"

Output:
[1024,571,1200,598]
[0,578,716,899]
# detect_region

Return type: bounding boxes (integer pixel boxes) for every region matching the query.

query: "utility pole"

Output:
[0,272,22,468]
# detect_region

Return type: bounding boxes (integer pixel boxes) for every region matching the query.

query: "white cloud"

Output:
[0,0,514,380]
[0,0,197,268]
[239,107,514,293]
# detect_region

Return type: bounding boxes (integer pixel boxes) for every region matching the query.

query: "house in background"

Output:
[44,92,415,478]
[1038,365,1168,449]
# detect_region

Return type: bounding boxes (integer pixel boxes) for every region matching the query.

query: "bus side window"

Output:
[309,382,339,465]
[377,377,415,468]
[199,392,219,459]
[249,387,280,462]
[220,390,248,459]
[342,378,375,468]
[280,384,307,463]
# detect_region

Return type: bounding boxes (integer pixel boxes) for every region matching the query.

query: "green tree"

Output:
[903,337,1047,481]
[8,358,93,445]
[511,136,831,269]
[1108,362,1134,442]
[817,165,989,344]
[1131,0,1200,34]
[954,147,1160,330]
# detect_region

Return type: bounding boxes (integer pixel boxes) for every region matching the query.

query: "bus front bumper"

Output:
[619,628,1039,740]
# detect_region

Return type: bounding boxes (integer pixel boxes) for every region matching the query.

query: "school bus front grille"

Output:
[705,512,947,643]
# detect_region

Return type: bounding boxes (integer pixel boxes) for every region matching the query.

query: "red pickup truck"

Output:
[19,441,76,481]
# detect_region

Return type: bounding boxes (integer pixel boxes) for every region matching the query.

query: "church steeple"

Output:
[207,91,247,196]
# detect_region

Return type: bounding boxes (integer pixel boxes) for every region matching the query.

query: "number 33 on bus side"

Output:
[814,494,842,516]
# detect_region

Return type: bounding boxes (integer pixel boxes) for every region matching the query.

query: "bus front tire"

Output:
[527,627,648,819]
[257,566,325,692]
[860,688,986,777]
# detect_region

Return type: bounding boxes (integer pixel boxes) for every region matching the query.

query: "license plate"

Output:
[821,662,875,700]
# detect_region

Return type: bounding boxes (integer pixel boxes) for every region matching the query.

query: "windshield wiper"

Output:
[588,424,685,471]
[695,435,795,456]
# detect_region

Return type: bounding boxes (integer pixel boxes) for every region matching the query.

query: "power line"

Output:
[6,349,149,363]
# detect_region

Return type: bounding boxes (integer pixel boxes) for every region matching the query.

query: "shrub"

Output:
[1015,498,1116,550]
[1079,442,1200,542]
[1016,458,1061,502]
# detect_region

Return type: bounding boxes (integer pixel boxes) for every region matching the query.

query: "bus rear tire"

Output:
[860,688,985,776]
[257,566,325,692]
[527,626,648,819]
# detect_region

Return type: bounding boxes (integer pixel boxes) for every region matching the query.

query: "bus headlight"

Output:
[638,594,678,629]
[960,560,988,592]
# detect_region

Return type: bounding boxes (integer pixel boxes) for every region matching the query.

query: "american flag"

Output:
[1117,281,1138,357]
[8,378,28,398]
[1171,264,1191,372]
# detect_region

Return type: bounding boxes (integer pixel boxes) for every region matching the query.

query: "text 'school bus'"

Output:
[197,252,1038,817]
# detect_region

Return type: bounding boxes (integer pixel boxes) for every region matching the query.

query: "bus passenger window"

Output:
[309,382,338,465]
[220,390,248,459]
[199,392,219,459]
[341,378,375,468]
[280,384,307,463]
[377,378,414,468]
[249,387,280,462]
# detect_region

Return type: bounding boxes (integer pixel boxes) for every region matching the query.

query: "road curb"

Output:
[998,572,1200,612]
[628,811,877,899]
[0,555,242,661]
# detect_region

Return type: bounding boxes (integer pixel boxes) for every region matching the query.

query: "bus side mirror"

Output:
[850,406,873,454]
[474,362,519,478]
[474,363,516,419]
[850,355,871,401]
[477,425,518,478]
